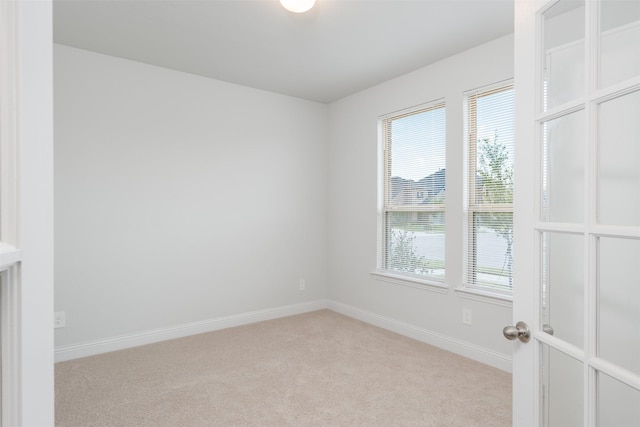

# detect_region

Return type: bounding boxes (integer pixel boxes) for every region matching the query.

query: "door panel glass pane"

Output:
[542,110,585,223]
[598,90,640,226]
[542,0,585,111]
[598,237,640,375]
[541,345,583,427]
[541,232,584,348]
[598,371,640,427]
[599,0,640,88]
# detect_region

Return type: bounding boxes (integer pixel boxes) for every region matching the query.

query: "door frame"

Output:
[513,0,546,425]
[0,0,55,425]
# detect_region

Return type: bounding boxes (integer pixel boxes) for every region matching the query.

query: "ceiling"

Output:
[53,0,514,104]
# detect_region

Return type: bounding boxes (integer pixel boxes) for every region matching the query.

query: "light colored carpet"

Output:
[55,310,512,426]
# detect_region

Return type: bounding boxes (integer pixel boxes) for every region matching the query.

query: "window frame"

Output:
[463,80,515,296]
[376,100,447,289]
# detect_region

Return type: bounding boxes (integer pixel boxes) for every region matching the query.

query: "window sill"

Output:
[454,286,512,307]
[0,243,21,272]
[371,270,449,294]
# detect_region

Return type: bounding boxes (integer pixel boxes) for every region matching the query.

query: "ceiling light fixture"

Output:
[280,0,316,13]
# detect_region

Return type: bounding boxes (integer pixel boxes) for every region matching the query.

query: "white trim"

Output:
[370,270,448,294]
[589,357,640,393]
[327,300,512,373]
[378,97,446,121]
[55,300,328,362]
[454,286,513,307]
[464,78,515,98]
[1,267,20,427]
[0,0,20,249]
[0,1,22,425]
[0,244,21,272]
[534,330,585,361]
[18,0,55,423]
[592,79,640,105]
[56,299,513,375]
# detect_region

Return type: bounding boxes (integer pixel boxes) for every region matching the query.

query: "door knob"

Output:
[503,321,530,343]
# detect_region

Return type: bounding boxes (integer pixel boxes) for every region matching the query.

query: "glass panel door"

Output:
[598,0,640,89]
[597,237,640,376]
[542,0,585,111]
[597,90,640,226]
[541,345,584,426]
[597,372,640,425]
[535,0,640,425]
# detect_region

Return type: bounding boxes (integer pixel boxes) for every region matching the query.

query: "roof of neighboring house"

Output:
[390,169,445,205]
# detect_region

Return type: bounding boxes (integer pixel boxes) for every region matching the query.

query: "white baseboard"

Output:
[326,300,512,373]
[56,299,512,373]
[54,299,328,363]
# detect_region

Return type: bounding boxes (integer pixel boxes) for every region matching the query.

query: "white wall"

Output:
[54,45,328,349]
[327,35,515,369]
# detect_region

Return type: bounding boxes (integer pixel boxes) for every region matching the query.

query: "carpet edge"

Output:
[327,300,512,373]
[54,299,328,362]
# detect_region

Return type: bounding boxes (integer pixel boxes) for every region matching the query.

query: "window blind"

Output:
[466,83,515,292]
[380,101,446,280]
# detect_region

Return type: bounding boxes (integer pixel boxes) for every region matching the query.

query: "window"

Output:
[465,82,515,293]
[378,101,446,283]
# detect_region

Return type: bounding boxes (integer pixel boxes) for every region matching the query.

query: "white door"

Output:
[512,0,640,425]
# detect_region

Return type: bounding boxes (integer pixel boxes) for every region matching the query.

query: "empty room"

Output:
[2,0,639,426]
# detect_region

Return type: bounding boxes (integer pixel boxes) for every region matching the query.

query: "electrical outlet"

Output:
[298,279,306,291]
[462,308,472,326]
[54,311,66,329]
